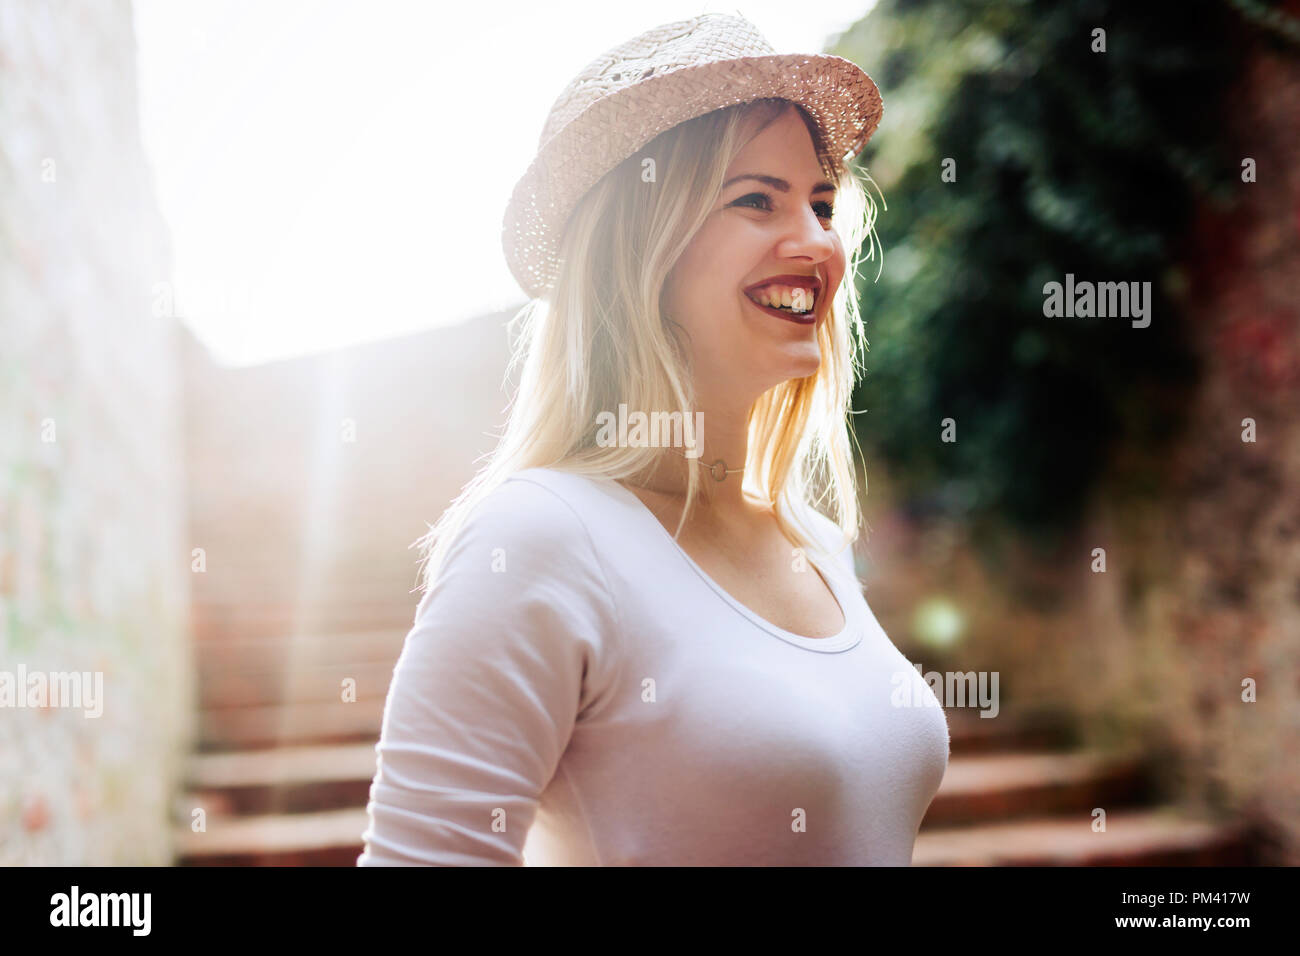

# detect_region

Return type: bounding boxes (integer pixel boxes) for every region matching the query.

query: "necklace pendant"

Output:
[708,459,728,482]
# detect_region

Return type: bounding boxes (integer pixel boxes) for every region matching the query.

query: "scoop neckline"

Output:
[602,476,862,653]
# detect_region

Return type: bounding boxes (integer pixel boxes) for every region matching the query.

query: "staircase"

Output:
[174,613,408,866]
[913,709,1255,866]
[174,312,514,865]
[174,668,1257,865]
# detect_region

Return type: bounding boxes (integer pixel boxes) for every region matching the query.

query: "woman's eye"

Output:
[728,192,835,222]
[729,192,772,212]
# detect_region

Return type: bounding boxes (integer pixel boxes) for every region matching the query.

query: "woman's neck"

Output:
[622,452,762,525]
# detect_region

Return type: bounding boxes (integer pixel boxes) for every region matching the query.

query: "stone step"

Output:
[174,807,369,867]
[198,698,387,751]
[175,806,1250,868]
[183,547,422,573]
[184,736,1140,832]
[198,660,396,708]
[183,742,379,816]
[190,581,421,608]
[200,569,417,586]
[193,631,408,690]
[195,628,409,658]
[192,604,417,643]
[923,749,1151,827]
[913,807,1254,866]
[945,709,1076,754]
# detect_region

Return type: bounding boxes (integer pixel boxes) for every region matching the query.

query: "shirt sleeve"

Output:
[357,476,620,866]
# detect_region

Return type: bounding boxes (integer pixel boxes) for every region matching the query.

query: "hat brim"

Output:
[502,52,882,300]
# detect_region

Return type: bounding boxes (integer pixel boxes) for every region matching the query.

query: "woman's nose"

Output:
[778,207,836,261]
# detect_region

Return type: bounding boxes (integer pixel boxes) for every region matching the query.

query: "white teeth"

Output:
[749,284,816,313]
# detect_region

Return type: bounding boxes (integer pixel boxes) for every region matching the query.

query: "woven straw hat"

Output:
[501,12,883,300]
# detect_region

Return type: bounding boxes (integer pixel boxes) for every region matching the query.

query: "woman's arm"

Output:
[357,477,619,865]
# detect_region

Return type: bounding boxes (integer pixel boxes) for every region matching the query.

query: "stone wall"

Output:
[0,0,193,863]
[1062,32,1300,864]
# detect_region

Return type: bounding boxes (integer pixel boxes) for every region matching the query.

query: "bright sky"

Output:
[133,0,875,366]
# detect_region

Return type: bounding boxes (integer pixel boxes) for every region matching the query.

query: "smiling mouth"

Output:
[744,286,817,314]
[742,278,821,325]
[743,274,821,327]
[744,295,817,325]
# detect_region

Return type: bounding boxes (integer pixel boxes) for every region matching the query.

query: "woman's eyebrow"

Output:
[723,173,837,194]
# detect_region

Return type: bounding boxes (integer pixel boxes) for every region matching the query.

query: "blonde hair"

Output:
[414,97,882,594]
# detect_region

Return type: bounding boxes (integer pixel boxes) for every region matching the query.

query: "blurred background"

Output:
[1,0,1296,865]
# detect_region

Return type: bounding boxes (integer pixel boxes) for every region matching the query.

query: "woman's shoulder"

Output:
[423,468,622,625]
[463,467,607,553]
[449,466,636,572]
[502,465,607,501]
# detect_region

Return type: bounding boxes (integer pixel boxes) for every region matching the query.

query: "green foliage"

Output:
[832,0,1245,545]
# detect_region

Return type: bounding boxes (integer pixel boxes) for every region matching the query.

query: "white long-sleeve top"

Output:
[357,466,949,866]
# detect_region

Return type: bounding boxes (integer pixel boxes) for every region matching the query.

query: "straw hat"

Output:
[501,12,883,300]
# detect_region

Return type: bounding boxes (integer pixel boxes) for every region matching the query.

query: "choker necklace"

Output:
[678,451,744,482]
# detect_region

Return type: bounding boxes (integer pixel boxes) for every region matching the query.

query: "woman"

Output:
[358,12,949,866]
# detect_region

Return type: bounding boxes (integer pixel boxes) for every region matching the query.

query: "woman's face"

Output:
[663,106,846,406]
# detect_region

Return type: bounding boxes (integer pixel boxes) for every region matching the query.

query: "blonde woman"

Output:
[358,13,949,866]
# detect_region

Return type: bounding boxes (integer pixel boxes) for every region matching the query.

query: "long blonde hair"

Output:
[414,97,882,594]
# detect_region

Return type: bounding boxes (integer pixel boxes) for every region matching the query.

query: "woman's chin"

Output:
[763,344,823,385]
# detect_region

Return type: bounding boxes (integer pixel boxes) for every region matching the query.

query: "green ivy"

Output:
[832,0,1248,549]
